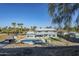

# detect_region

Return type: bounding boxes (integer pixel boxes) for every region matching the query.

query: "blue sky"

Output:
[0,3,78,28]
[0,3,52,27]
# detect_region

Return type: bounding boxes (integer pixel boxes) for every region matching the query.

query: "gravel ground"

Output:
[3,43,35,48]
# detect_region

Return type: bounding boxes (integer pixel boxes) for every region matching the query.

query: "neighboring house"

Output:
[35,28,57,38]
[26,31,35,38]
[75,33,79,38]
[26,28,57,38]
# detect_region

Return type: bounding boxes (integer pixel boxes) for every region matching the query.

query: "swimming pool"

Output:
[21,39,45,45]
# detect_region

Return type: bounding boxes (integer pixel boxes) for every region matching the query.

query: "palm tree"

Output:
[11,22,16,34]
[17,23,23,28]
[48,4,64,30]
[30,26,37,31]
[76,14,79,32]
[48,3,79,32]
[32,26,37,31]
[17,23,23,34]
[12,22,16,28]
[53,15,63,29]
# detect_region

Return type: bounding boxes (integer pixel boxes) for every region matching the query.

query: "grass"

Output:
[49,37,62,42]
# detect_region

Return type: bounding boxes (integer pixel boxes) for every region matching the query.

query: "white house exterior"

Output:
[35,28,57,38]
[26,28,57,38]
[26,31,35,38]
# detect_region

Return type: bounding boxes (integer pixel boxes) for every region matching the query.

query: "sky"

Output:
[0,3,78,28]
[0,3,52,28]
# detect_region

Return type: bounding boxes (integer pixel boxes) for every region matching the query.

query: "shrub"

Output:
[64,34,70,39]
[49,37,61,42]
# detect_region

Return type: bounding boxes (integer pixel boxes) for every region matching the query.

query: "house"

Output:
[26,27,57,38]
[35,28,57,38]
[26,31,35,38]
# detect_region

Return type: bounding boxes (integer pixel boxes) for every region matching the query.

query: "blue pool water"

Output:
[21,39,44,44]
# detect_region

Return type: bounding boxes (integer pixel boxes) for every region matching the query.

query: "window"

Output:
[52,35,55,37]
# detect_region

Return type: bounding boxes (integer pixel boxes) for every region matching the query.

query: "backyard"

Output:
[0,33,79,48]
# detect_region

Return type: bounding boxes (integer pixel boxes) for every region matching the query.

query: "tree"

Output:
[48,4,64,29]
[12,22,16,28]
[17,23,23,34]
[30,26,37,31]
[76,14,79,32]
[11,22,17,34]
[46,26,52,28]
[48,3,79,32]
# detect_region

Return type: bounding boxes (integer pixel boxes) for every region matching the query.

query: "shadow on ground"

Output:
[66,37,79,43]
[0,46,79,56]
